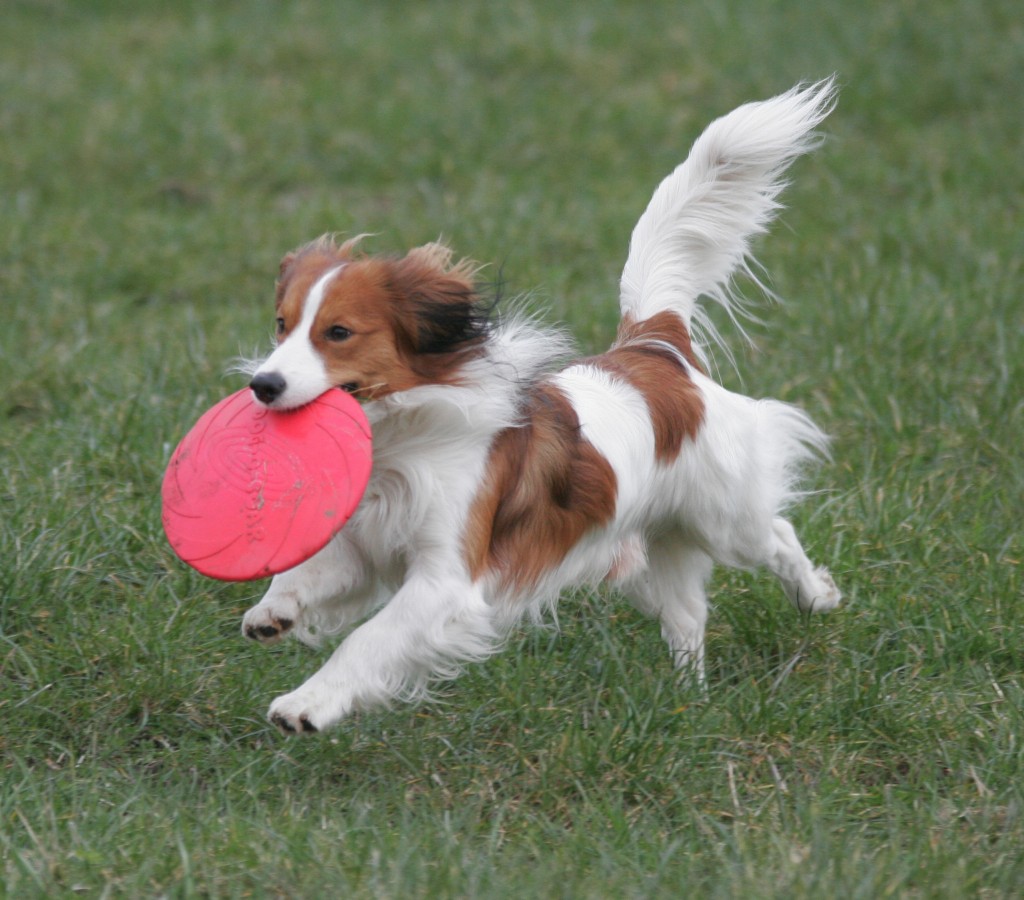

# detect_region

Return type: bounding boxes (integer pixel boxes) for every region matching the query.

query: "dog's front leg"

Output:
[241,535,371,646]
[266,572,497,733]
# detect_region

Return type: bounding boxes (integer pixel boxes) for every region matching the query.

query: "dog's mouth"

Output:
[338,380,387,403]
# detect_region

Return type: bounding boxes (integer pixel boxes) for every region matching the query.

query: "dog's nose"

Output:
[250,371,286,404]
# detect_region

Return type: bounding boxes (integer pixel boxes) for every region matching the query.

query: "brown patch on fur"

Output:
[614,310,704,370]
[465,382,618,591]
[585,311,706,463]
[275,235,362,311]
[273,238,490,400]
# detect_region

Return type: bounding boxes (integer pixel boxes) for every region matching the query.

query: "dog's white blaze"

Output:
[255,265,345,409]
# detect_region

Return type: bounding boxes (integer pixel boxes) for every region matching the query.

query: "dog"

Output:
[241,80,841,734]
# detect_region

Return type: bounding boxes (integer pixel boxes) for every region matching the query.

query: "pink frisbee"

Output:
[162,388,372,581]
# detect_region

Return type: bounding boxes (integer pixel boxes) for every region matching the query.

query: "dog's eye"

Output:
[325,325,352,342]
[275,317,285,335]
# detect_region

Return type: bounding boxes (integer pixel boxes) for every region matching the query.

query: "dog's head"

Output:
[250,237,492,409]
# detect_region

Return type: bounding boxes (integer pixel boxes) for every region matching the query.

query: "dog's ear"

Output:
[391,244,491,355]
[278,252,297,279]
[275,252,297,308]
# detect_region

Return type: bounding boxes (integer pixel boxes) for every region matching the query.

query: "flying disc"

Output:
[162,388,372,581]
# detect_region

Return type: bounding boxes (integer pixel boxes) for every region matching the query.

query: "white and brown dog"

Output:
[242,81,841,733]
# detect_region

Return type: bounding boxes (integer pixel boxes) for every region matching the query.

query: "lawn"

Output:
[1,0,1021,896]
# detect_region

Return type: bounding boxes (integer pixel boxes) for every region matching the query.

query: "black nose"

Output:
[250,371,286,404]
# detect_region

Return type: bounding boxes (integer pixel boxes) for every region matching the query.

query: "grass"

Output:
[1,0,1022,895]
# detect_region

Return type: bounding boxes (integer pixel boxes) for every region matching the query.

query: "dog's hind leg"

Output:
[620,535,714,686]
[763,517,841,614]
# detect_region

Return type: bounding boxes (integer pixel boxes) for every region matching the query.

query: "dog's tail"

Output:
[618,79,837,368]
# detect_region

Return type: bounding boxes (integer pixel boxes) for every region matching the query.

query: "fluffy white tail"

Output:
[619,79,837,366]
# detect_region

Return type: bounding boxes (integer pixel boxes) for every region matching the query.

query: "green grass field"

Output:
[2,0,1021,895]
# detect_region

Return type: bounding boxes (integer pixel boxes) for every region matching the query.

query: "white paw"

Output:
[241,597,300,644]
[267,686,339,735]
[798,567,842,613]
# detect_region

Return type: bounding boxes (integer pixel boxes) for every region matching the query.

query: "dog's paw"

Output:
[269,709,320,734]
[267,688,338,735]
[797,567,842,613]
[242,599,298,644]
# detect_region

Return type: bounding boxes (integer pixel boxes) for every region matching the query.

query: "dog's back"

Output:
[471,80,840,621]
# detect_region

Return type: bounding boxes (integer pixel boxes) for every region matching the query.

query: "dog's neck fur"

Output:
[365,315,572,435]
